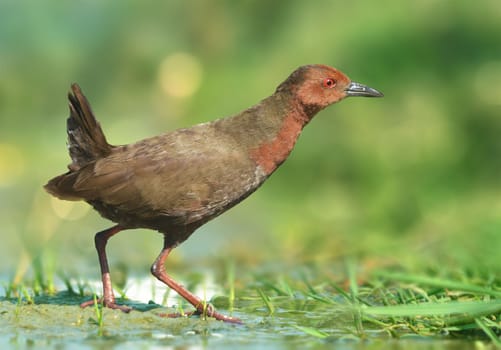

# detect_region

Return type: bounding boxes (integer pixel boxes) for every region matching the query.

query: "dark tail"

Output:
[44,84,112,200]
[66,83,112,171]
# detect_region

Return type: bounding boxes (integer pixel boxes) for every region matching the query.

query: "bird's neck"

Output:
[218,92,315,175]
[249,97,312,175]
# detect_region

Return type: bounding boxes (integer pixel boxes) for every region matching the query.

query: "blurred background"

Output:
[1,0,500,282]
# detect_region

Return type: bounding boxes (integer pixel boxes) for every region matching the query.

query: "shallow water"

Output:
[0,276,491,350]
[0,299,478,350]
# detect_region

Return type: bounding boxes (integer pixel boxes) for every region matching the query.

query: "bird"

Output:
[45,64,383,324]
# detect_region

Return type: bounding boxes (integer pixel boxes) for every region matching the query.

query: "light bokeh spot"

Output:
[158,52,203,99]
[50,197,90,221]
[0,143,25,187]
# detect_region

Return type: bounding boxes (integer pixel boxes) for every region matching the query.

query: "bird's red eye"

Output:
[323,78,336,89]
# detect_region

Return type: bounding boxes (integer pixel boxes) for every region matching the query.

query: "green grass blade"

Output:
[226,260,235,312]
[347,259,359,298]
[475,317,501,346]
[361,300,501,317]
[293,325,329,339]
[257,288,275,316]
[375,272,501,298]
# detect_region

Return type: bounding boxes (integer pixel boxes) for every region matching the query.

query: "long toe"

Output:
[106,302,132,313]
[80,298,132,313]
[157,310,196,319]
[197,304,243,324]
[80,298,101,309]
[157,309,242,324]
[209,311,243,324]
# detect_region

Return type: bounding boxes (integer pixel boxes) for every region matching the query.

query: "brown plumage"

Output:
[45,64,383,323]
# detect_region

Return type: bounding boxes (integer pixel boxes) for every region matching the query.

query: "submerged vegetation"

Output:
[1,254,500,348]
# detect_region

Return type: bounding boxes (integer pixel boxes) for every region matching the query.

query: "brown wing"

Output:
[64,126,263,224]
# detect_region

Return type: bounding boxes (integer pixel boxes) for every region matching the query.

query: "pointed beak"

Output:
[345,82,384,97]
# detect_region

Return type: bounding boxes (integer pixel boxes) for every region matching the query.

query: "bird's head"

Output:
[277,64,383,116]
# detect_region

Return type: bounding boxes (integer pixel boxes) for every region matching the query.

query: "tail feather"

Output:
[44,171,82,201]
[67,83,112,171]
[44,83,113,200]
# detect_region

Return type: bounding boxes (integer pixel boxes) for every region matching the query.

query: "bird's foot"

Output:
[158,304,242,324]
[204,310,243,324]
[80,298,132,313]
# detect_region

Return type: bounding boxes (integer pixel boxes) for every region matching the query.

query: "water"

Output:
[0,276,491,349]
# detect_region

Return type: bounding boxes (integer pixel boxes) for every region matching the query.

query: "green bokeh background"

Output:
[1,1,500,279]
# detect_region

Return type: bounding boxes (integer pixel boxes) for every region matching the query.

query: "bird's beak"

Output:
[345,82,384,97]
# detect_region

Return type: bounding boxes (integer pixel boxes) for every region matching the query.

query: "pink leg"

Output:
[80,225,131,312]
[151,240,242,324]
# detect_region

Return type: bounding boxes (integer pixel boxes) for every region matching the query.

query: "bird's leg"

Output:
[151,239,242,324]
[80,225,131,312]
